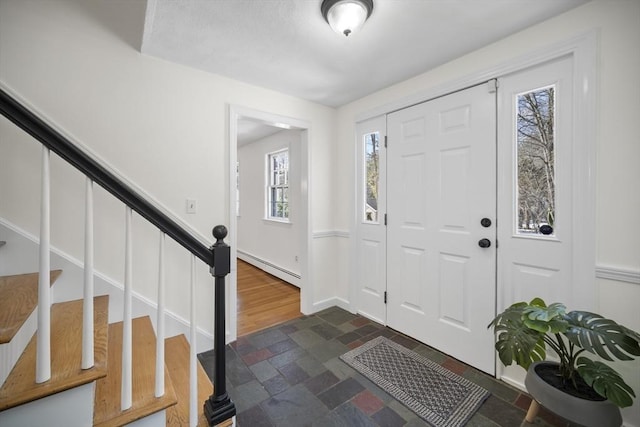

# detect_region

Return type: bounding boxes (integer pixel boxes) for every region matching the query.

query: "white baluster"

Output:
[82,178,94,370]
[190,255,197,427]
[155,232,166,397]
[36,147,51,383]
[121,207,133,410]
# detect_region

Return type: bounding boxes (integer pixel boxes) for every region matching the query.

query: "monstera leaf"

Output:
[577,357,636,408]
[488,302,546,369]
[620,325,640,345]
[522,300,569,334]
[564,311,640,361]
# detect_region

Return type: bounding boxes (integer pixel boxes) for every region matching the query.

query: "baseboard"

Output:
[498,375,526,392]
[0,218,228,352]
[237,250,300,288]
[312,296,351,313]
[312,230,350,239]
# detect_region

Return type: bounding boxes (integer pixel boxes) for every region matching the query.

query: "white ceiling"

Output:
[140,0,587,143]
[236,119,289,147]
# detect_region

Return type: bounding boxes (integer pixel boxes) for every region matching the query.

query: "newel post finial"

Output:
[212,225,227,243]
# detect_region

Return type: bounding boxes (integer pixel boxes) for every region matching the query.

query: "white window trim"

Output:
[265,148,290,222]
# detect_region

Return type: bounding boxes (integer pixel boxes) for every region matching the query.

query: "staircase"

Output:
[0,87,236,426]
[0,270,226,426]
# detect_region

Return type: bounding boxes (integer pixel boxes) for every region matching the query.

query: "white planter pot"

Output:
[524,361,622,427]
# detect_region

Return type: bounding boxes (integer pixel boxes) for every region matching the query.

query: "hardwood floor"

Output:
[236,259,302,336]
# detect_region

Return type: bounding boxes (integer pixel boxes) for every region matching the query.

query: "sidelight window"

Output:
[516,86,556,236]
[363,132,380,223]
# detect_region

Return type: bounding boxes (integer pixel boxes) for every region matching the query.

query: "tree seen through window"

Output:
[517,86,555,234]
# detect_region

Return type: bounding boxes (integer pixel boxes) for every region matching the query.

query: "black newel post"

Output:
[204,225,236,425]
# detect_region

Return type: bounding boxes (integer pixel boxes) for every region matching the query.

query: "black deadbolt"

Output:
[478,238,491,248]
[481,218,492,228]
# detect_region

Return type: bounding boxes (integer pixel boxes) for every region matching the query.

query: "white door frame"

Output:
[228,105,312,342]
[351,31,596,375]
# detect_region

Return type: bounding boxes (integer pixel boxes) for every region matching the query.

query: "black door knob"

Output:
[478,238,491,248]
[481,218,492,228]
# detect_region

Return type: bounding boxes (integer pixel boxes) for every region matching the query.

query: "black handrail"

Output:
[0,87,236,425]
[0,88,212,266]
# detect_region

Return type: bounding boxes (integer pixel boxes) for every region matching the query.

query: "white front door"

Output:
[354,116,387,323]
[386,83,497,374]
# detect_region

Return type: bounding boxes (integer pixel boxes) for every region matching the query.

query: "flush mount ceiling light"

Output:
[321,0,374,37]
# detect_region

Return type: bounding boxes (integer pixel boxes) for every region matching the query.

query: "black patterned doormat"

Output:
[340,336,489,427]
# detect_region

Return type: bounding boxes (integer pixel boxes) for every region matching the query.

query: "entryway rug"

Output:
[340,336,490,427]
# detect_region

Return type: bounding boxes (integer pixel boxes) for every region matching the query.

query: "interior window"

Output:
[267,149,289,220]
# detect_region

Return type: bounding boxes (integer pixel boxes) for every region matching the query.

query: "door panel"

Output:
[398,246,427,314]
[387,83,496,374]
[360,238,383,296]
[355,116,387,323]
[439,253,469,326]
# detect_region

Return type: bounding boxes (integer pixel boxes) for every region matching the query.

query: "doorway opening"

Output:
[228,106,311,341]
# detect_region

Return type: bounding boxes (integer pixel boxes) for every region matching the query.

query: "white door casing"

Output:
[228,105,312,342]
[354,116,387,323]
[386,83,497,375]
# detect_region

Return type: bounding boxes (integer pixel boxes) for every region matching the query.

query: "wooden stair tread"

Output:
[0,270,62,344]
[165,334,218,427]
[0,295,109,410]
[94,316,177,427]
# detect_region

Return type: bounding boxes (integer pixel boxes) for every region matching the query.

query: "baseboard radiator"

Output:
[237,250,301,288]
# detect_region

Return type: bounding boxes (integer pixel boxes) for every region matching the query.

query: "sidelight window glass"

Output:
[363,132,380,223]
[516,86,556,236]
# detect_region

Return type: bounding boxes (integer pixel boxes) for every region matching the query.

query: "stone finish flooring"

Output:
[199,307,582,427]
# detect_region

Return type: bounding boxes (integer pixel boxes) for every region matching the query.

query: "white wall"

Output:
[0,0,337,338]
[335,1,640,424]
[237,130,302,283]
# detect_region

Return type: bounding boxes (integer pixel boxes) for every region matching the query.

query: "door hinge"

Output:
[384,214,387,226]
[384,291,387,304]
[384,135,388,148]
[488,78,498,93]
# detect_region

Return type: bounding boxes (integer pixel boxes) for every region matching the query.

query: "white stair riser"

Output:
[0,382,94,427]
[0,309,37,386]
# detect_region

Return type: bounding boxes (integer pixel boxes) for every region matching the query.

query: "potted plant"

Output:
[488,297,640,427]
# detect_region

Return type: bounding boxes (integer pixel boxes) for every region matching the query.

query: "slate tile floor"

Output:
[199,307,582,427]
